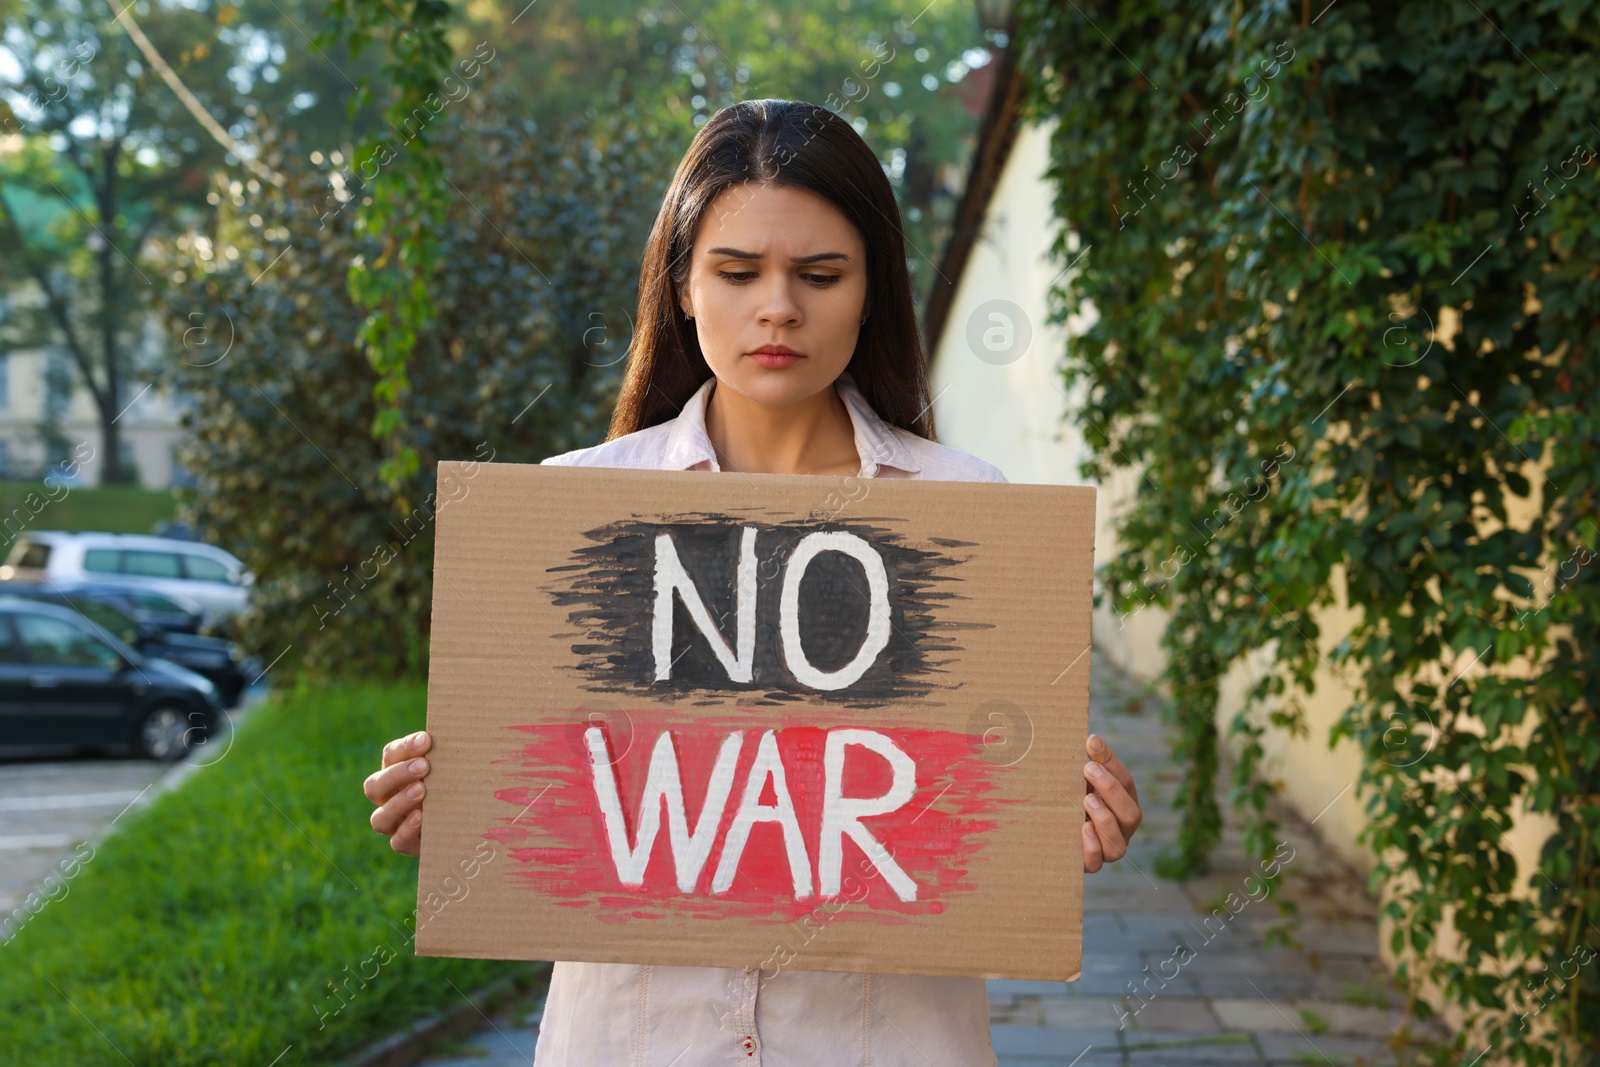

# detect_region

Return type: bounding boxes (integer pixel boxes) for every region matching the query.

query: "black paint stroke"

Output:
[543,511,989,708]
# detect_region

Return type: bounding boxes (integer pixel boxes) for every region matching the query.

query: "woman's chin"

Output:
[715,360,844,409]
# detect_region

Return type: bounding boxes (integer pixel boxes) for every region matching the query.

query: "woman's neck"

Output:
[703,378,861,476]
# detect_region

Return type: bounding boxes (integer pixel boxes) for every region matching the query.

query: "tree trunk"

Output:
[97,145,129,486]
[97,391,124,486]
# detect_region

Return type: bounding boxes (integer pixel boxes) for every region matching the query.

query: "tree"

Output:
[461,0,1001,301]
[153,96,681,675]
[320,0,1000,499]
[0,0,382,482]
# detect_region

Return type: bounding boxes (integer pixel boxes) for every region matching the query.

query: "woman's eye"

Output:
[714,271,842,287]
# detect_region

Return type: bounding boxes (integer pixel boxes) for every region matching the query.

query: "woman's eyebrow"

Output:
[705,247,851,264]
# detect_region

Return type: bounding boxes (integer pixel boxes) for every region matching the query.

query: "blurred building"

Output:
[0,280,186,488]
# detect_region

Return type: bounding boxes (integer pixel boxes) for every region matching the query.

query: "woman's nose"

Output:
[756,277,802,326]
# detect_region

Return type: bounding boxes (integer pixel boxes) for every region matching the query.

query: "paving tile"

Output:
[1087,892,1199,914]
[1089,881,1179,903]
[991,1023,1124,1058]
[1038,995,1131,1029]
[1185,974,1342,1000]
[1116,914,1199,937]
[998,1050,1123,1067]
[1306,1002,1409,1040]
[1169,946,1333,973]
[1070,972,1178,998]
[991,995,1048,1026]
[1209,998,1308,1034]
[1254,1030,1399,1066]
[1086,914,1126,940]
[1116,919,1201,953]
[1282,920,1383,958]
[1122,1032,1263,1064]
[992,978,1081,997]
[1115,995,1222,1034]
[1209,1000,1406,1039]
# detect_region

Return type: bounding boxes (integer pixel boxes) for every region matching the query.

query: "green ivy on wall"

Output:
[1014,0,1598,1062]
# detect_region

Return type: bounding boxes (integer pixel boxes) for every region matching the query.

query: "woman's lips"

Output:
[747,346,806,369]
[748,350,805,368]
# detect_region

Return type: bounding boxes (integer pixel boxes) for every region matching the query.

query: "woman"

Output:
[363,98,1143,1065]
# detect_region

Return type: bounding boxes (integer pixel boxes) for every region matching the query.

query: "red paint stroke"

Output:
[486,709,1018,924]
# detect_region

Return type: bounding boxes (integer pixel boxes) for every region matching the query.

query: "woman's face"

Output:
[679,182,868,409]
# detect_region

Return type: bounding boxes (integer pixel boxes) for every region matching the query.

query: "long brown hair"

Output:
[606,98,937,442]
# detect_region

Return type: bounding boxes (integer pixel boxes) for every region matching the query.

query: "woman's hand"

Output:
[1082,732,1142,873]
[364,730,432,856]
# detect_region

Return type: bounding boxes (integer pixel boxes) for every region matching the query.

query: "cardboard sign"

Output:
[416,462,1095,981]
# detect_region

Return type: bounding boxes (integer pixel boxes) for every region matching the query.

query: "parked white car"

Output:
[0,532,252,623]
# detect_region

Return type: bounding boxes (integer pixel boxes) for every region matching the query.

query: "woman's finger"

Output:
[1082,816,1104,873]
[389,809,423,857]
[1087,733,1138,805]
[1084,790,1127,863]
[1084,759,1142,838]
[382,731,432,770]
[369,778,426,836]
[363,755,431,806]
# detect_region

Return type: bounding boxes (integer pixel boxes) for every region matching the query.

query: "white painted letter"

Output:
[654,527,758,682]
[587,727,743,892]
[712,730,813,898]
[818,729,917,901]
[778,532,891,690]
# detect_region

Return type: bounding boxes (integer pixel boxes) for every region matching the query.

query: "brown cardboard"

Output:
[415,462,1095,981]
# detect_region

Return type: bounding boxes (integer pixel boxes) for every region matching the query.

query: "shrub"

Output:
[154,96,680,678]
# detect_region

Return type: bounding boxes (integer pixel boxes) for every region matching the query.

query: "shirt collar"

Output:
[659,371,924,476]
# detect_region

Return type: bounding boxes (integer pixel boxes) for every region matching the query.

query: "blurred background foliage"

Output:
[0,0,385,482]
[3,0,1000,676]
[452,0,1000,295]
[321,0,998,485]
[151,96,681,677]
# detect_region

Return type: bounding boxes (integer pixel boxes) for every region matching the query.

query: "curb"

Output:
[340,964,551,1067]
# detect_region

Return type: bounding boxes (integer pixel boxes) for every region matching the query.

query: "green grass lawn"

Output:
[0,681,541,1065]
[0,483,178,536]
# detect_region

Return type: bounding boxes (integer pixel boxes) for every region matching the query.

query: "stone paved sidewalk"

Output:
[983,649,1446,1066]
[424,649,1444,1066]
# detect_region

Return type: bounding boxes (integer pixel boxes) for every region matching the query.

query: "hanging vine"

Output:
[321,0,456,495]
[1016,0,1599,1062]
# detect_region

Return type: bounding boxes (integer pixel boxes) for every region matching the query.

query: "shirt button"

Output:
[742,1035,756,1055]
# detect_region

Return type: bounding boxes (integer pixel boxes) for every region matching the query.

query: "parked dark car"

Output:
[0,597,221,761]
[0,583,255,707]
[61,583,206,635]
